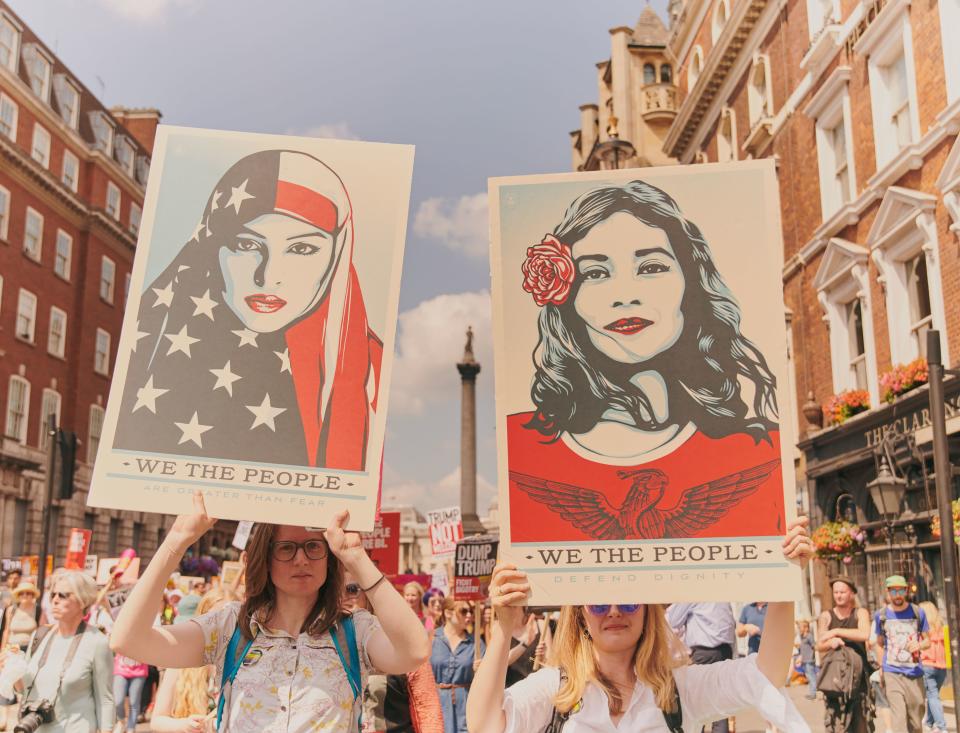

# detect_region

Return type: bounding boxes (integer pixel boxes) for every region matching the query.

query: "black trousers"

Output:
[690,644,734,733]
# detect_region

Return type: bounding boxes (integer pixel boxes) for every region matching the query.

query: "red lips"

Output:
[245,294,287,313]
[604,317,653,335]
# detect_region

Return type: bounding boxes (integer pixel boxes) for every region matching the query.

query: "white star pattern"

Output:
[246,393,286,432]
[190,220,204,243]
[130,321,149,353]
[205,217,213,237]
[152,282,174,308]
[133,375,169,414]
[210,360,241,397]
[190,289,218,320]
[226,178,255,215]
[232,328,258,348]
[210,190,222,211]
[174,411,213,448]
[165,324,200,357]
[275,348,291,374]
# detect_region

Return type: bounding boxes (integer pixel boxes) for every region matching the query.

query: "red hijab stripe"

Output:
[274,180,338,232]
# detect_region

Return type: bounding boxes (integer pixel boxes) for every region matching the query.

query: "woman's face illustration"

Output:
[219,212,335,333]
[572,213,685,364]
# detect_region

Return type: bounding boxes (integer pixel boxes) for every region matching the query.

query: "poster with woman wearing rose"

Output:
[488,161,800,605]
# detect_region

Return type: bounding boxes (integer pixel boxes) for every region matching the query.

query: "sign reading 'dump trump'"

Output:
[87,126,414,530]
[489,161,799,605]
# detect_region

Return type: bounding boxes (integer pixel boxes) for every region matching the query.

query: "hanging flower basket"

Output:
[824,390,871,425]
[931,498,960,539]
[812,520,865,564]
[880,358,928,404]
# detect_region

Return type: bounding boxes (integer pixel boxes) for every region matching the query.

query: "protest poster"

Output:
[86,125,414,531]
[362,511,400,576]
[83,555,98,577]
[178,575,205,593]
[1,559,22,575]
[64,529,93,570]
[96,557,141,585]
[430,566,450,596]
[232,521,254,550]
[454,536,498,601]
[489,161,799,604]
[220,560,244,587]
[19,555,53,579]
[426,506,463,557]
[388,573,430,595]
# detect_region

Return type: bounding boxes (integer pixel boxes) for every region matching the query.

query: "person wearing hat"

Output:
[1,582,39,652]
[873,575,929,733]
[817,575,872,733]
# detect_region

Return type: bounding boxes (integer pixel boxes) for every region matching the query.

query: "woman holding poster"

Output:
[110,494,430,733]
[114,150,382,471]
[466,519,813,732]
[506,179,784,543]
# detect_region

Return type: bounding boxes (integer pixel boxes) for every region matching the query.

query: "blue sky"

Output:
[20,0,669,515]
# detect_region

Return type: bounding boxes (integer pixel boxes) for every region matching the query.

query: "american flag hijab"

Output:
[114,150,383,470]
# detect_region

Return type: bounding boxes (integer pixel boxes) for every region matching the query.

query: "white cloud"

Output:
[294,123,361,141]
[389,290,492,415]
[382,465,495,515]
[413,193,488,258]
[95,0,200,21]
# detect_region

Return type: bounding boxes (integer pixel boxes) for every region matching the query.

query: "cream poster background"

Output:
[490,161,801,605]
[88,126,413,530]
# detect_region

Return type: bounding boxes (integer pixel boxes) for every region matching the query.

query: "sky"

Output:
[18,0,670,517]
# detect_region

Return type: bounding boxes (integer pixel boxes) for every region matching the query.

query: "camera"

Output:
[15,700,54,733]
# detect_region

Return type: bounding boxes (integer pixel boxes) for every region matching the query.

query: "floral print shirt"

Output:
[194,601,382,733]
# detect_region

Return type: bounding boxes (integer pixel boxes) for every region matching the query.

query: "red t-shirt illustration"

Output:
[507,412,784,542]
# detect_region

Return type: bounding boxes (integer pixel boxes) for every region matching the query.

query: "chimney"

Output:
[110,106,162,156]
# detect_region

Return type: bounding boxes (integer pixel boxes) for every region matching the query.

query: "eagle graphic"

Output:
[510,458,781,540]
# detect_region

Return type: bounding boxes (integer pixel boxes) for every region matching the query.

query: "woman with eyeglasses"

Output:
[422,590,445,633]
[110,493,430,733]
[432,598,481,733]
[467,519,813,733]
[15,569,115,733]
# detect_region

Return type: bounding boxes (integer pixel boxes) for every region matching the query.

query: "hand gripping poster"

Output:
[489,161,800,605]
[88,126,413,530]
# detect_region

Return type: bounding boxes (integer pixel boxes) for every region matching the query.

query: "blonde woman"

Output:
[466,519,812,733]
[919,601,947,733]
[149,587,239,733]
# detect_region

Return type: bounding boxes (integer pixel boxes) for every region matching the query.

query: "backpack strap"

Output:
[661,679,683,733]
[331,615,362,732]
[543,668,574,733]
[216,622,254,732]
[28,624,53,659]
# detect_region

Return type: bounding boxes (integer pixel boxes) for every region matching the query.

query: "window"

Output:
[62,149,79,193]
[136,156,150,186]
[830,120,851,205]
[10,500,27,558]
[0,184,9,241]
[906,254,933,357]
[31,124,51,168]
[5,376,30,443]
[115,136,136,177]
[106,181,121,220]
[884,54,912,150]
[54,230,71,280]
[48,306,66,358]
[717,107,737,162]
[84,512,95,532]
[87,405,105,464]
[0,92,17,141]
[22,44,52,103]
[747,55,774,127]
[689,46,704,89]
[100,256,115,303]
[941,0,960,102]
[16,288,36,342]
[129,202,142,235]
[38,388,61,450]
[807,67,855,219]
[53,76,80,129]
[660,64,673,84]
[23,207,42,261]
[133,522,144,552]
[845,300,868,390]
[0,14,19,73]
[107,516,118,554]
[712,0,729,42]
[643,63,656,85]
[94,328,111,375]
[89,111,114,155]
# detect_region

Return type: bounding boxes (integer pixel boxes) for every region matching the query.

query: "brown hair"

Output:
[239,524,343,641]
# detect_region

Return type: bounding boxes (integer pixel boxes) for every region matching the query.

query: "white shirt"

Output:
[502,656,809,733]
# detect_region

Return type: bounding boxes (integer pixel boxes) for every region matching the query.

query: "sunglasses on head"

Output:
[585,604,642,616]
[345,583,361,596]
[270,539,328,562]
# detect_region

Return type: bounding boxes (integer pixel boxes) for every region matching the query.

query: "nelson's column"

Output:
[457,327,485,535]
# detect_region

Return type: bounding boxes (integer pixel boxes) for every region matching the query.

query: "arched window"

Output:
[689,46,704,89]
[717,106,737,162]
[660,64,673,83]
[712,0,729,42]
[747,54,774,126]
[643,63,656,85]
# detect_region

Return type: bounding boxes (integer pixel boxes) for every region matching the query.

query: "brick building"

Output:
[575,0,960,612]
[0,2,233,571]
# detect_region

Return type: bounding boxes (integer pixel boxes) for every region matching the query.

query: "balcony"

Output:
[743,115,774,156]
[641,83,679,122]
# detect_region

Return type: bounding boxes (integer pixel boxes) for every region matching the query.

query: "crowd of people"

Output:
[0,497,834,733]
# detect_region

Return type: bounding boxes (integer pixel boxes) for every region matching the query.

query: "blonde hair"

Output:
[920,601,943,632]
[548,605,683,713]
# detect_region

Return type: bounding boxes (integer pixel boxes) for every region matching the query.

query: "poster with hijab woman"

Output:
[489,161,800,604]
[88,126,413,529]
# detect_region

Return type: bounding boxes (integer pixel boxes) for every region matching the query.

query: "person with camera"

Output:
[15,569,114,733]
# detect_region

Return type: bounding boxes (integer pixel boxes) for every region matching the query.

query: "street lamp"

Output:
[594,116,637,170]
[866,455,908,521]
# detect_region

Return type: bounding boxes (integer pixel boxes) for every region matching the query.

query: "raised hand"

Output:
[167,492,217,552]
[488,563,530,637]
[324,510,368,570]
[782,516,812,568]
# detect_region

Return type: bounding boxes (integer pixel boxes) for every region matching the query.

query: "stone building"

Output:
[617,0,958,612]
[0,2,234,569]
[570,6,679,170]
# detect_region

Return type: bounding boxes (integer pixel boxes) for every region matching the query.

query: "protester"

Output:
[114,652,149,733]
[403,582,426,622]
[870,667,893,733]
[666,602,737,732]
[817,575,871,733]
[918,601,947,733]
[1,583,38,652]
[110,493,430,733]
[466,519,811,733]
[343,573,387,733]
[423,590,444,633]
[174,582,204,624]
[796,620,816,701]
[149,587,239,733]
[736,602,767,655]
[874,575,929,733]
[503,612,548,688]
[0,570,22,610]
[17,569,115,733]
[431,598,482,733]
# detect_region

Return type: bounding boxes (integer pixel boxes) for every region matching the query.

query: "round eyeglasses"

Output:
[585,604,642,616]
[270,539,329,562]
